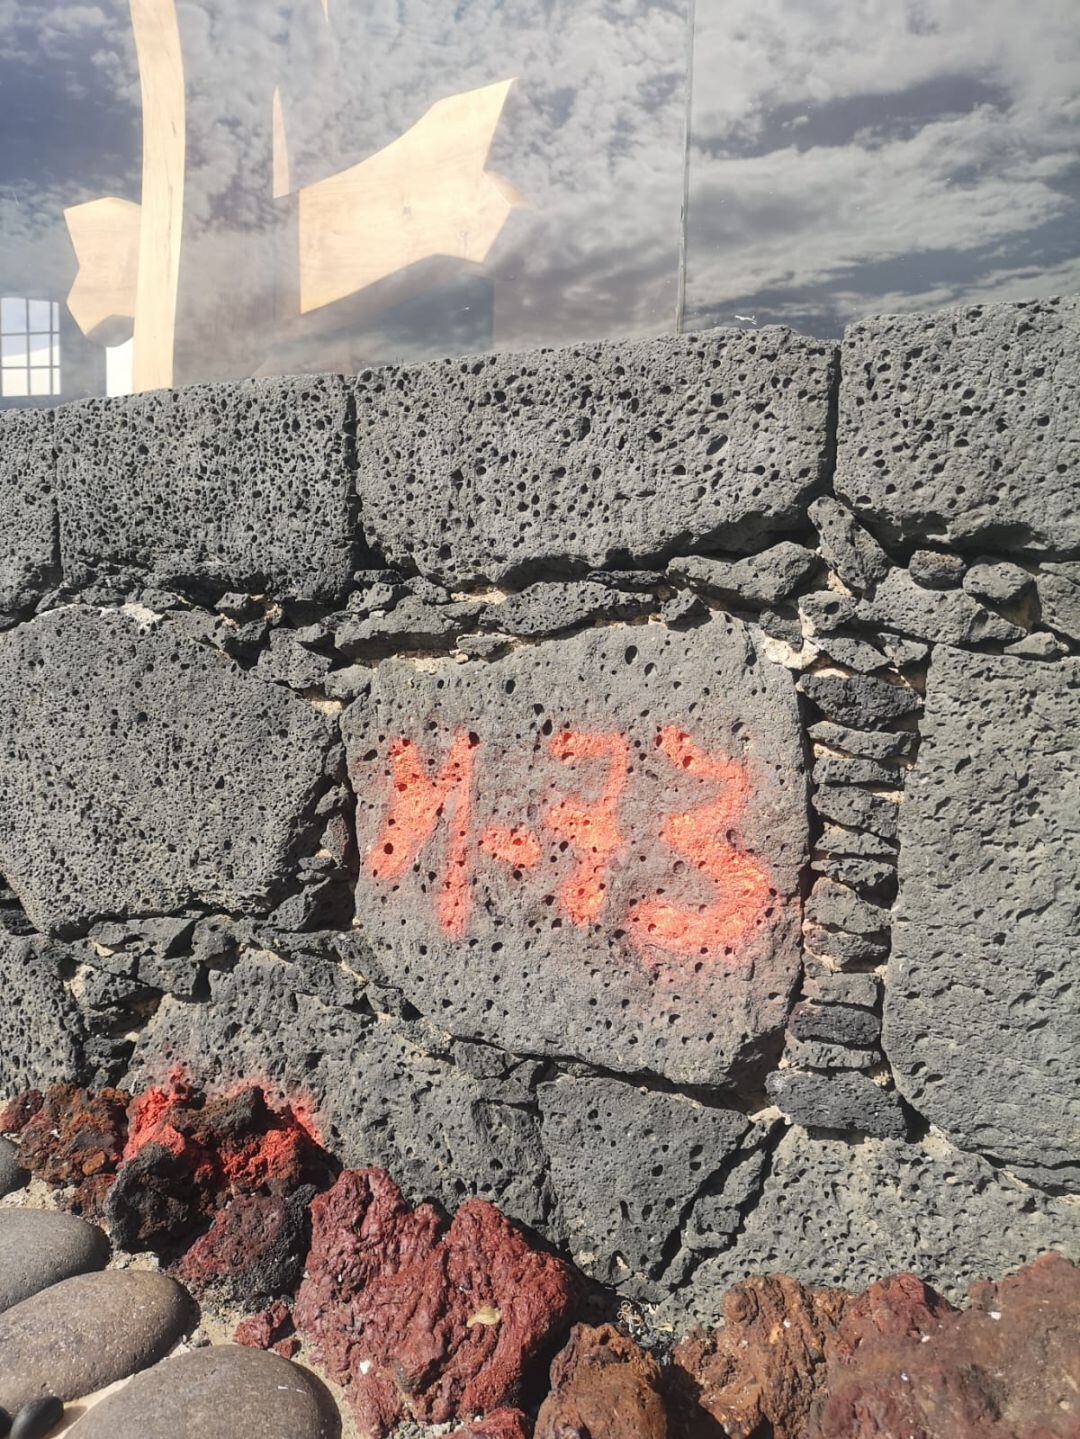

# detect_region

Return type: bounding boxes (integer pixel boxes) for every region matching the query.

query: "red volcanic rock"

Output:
[0,1089,44,1133]
[809,1252,1080,1439]
[295,1168,578,1438]
[177,1187,315,1308]
[670,1274,851,1439]
[13,1083,129,1215]
[234,1298,299,1359]
[449,1410,530,1439]
[534,1324,668,1439]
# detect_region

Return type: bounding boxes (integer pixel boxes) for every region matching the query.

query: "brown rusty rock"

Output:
[176,1187,314,1309]
[295,1167,578,1438]
[13,1083,129,1214]
[449,1409,531,1439]
[669,1274,851,1439]
[234,1296,298,1359]
[809,1252,1080,1439]
[534,1323,668,1439]
[0,1089,43,1133]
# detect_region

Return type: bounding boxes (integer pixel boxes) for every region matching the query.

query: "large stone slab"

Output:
[884,649,1080,1189]
[55,376,358,600]
[353,329,836,585]
[0,1210,109,1313]
[0,407,58,613]
[837,296,1080,556]
[344,614,807,1085]
[0,935,87,1095]
[0,606,335,935]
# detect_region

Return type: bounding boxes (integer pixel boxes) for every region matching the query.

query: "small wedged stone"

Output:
[877,634,930,668]
[810,854,896,893]
[799,591,858,634]
[808,721,916,762]
[812,753,897,786]
[857,569,1023,645]
[797,672,920,727]
[812,785,900,839]
[802,971,880,1008]
[784,1036,881,1071]
[803,924,890,967]
[9,1395,65,1439]
[334,596,468,658]
[908,549,965,589]
[807,496,890,594]
[1004,630,1067,659]
[810,634,890,673]
[1036,561,1080,642]
[789,1002,881,1047]
[0,1209,109,1314]
[962,560,1034,607]
[670,542,821,606]
[804,880,890,936]
[0,1270,195,1412]
[816,824,898,859]
[62,1345,336,1438]
[768,1070,905,1138]
[487,581,644,638]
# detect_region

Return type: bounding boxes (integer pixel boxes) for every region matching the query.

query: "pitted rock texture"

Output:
[128,951,551,1231]
[0,606,334,934]
[538,1076,750,1289]
[55,376,358,600]
[534,1324,669,1439]
[344,614,807,1086]
[0,407,57,614]
[837,296,1080,556]
[0,936,86,1094]
[353,330,836,585]
[660,1126,1080,1326]
[886,650,1080,1188]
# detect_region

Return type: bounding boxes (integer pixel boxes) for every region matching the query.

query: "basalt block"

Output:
[0,407,58,614]
[343,614,808,1086]
[54,376,358,600]
[0,606,335,934]
[885,648,1080,1189]
[0,937,87,1096]
[837,296,1080,556]
[353,330,836,585]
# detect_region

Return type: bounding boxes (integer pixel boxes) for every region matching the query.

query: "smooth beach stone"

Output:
[0,1270,195,1413]
[0,1210,110,1313]
[9,1395,65,1439]
[0,1136,27,1196]
[66,1346,338,1439]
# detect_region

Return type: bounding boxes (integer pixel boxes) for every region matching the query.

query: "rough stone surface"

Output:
[797,672,920,727]
[177,1188,315,1309]
[0,1210,109,1313]
[0,935,86,1093]
[666,1126,1080,1325]
[344,614,807,1086]
[534,1325,668,1439]
[789,1003,881,1048]
[294,1167,577,1436]
[0,408,57,614]
[837,296,1080,556]
[55,376,358,600]
[1037,560,1080,642]
[808,721,917,762]
[13,1082,128,1215]
[857,568,1023,645]
[487,581,645,638]
[804,880,890,935]
[537,1077,749,1288]
[963,560,1034,607]
[669,542,821,606]
[886,648,1080,1188]
[354,330,837,585]
[767,1072,905,1139]
[784,1037,882,1072]
[807,496,890,593]
[908,548,966,588]
[0,606,334,934]
[812,785,900,839]
[0,1270,195,1411]
[65,1344,338,1439]
[0,1135,25,1195]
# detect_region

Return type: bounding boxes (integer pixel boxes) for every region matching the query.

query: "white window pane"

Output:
[1,297,26,333]
[28,333,50,367]
[30,368,52,396]
[27,300,51,331]
[52,301,59,327]
[52,336,61,366]
[53,367,62,394]
[1,335,27,366]
[2,370,29,397]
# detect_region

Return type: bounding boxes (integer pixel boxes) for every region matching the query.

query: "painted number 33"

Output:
[365,727,774,963]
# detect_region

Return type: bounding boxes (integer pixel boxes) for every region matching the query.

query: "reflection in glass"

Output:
[684,0,1080,337]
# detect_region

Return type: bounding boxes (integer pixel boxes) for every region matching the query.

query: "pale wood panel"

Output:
[298,79,520,316]
[130,0,186,393]
[64,197,141,337]
[272,86,291,199]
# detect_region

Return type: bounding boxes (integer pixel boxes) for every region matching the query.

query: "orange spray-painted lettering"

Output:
[544,730,628,926]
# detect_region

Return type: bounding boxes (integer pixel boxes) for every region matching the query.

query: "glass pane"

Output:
[1,335,27,366]
[29,367,52,396]
[1,370,29,397]
[27,299,52,331]
[0,297,26,334]
[684,0,1080,337]
[28,333,51,367]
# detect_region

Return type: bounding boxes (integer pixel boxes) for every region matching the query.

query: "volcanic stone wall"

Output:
[1,296,1077,1321]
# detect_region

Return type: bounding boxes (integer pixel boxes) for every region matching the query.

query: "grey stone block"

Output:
[837,296,1080,556]
[1036,562,1080,642]
[886,648,1080,1189]
[813,753,898,786]
[857,569,1023,645]
[813,784,900,839]
[804,879,890,935]
[811,854,897,894]
[663,1126,1080,1325]
[908,549,965,589]
[798,672,921,727]
[0,606,334,935]
[333,595,470,658]
[803,970,881,1008]
[54,376,358,601]
[354,329,837,585]
[809,720,917,762]
[767,1070,905,1138]
[343,613,807,1086]
[128,951,550,1230]
[803,923,890,967]
[487,581,646,638]
[963,561,1034,607]
[0,408,58,614]
[808,496,890,593]
[799,590,858,634]
[669,542,821,606]
[783,1035,881,1071]
[0,935,86,1095]
[817,824,899,859]
[789,1001,881,1047]
[537,1075,749,1288]
[1004,631,1067,660]
[811,634,890,673]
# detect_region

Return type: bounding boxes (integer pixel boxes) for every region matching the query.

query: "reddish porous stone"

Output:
[670,1274,851,1439]
[0,1089,44,1133]
[534,1324,668,1439]
[295,1168,578,1438]
[809,1252,1080,1439]
[234,1298,299,1358]
[177,1188,314,1308]
[13,1083,130,1214]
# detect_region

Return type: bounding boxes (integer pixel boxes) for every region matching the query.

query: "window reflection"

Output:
[0,299,61,400]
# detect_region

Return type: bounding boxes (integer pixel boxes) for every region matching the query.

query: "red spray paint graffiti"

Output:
[364,725,773,965]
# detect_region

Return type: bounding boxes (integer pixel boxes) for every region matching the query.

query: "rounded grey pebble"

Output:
[0,1210,110,1314]
[0,1138,27,1198]
[11,1396,64,1439]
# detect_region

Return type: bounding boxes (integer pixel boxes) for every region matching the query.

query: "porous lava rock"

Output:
[344,613,807,1087]
[294,1167,578,1437]
[353,329,836,586]
[0,936,87,1095]
[886,648,1080,1188]
[670,1274,850,1439]
[836,296,1080,556]
[233,1297,299,1359]
[0,407,57,615]
[534,1324,668,1439]
[11,1083,128,1215]
[177,1187,315,1309]
[0,606,335,936]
